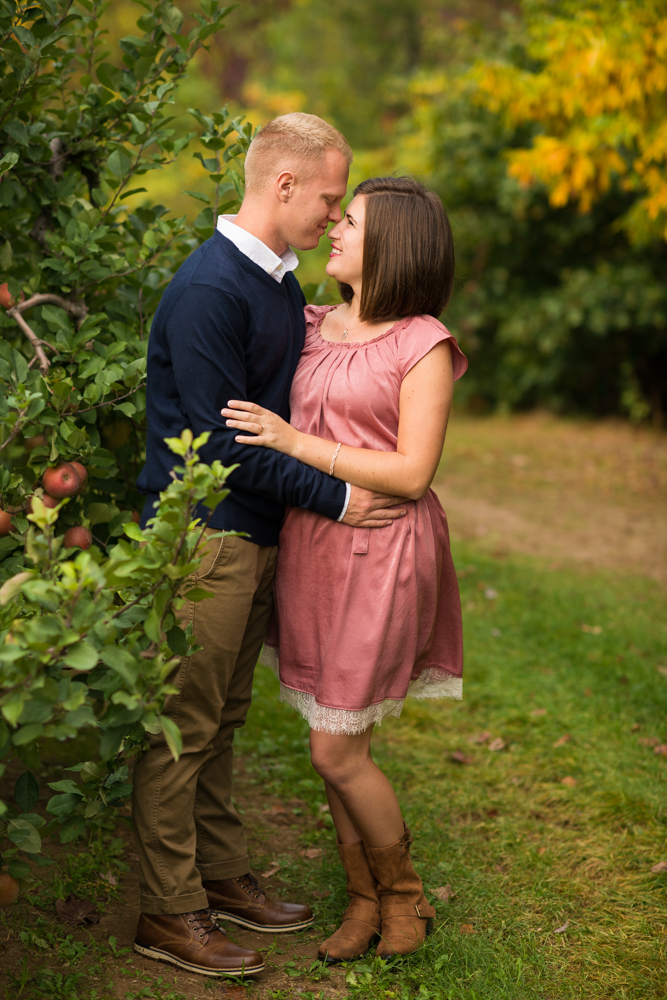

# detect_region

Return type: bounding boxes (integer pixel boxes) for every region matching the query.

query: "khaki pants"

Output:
[132,530,277,915]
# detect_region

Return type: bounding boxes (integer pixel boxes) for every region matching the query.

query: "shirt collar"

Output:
[216,215,299,283]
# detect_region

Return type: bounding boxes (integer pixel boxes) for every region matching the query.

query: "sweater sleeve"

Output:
[166,283,347,519]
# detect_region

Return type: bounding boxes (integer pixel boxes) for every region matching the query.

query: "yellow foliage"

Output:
[475,1,667,239]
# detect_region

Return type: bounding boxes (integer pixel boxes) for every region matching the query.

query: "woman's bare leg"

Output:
[310,728,404,848]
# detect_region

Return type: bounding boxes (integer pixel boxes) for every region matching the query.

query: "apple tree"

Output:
[0,0,254,880]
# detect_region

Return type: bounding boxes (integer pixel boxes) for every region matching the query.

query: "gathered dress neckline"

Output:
[316,304,410,349]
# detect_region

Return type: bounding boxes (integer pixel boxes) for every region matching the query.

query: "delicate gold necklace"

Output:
[341,309,365,341]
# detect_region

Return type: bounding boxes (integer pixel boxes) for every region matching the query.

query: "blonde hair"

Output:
[244,112,352,193]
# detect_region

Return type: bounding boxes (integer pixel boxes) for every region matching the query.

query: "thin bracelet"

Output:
[329,442,342,477]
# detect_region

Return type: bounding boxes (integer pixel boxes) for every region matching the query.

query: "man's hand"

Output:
[341,485,408,528]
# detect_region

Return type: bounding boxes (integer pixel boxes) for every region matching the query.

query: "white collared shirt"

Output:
[215,214,351,520]
[216,215,299,283]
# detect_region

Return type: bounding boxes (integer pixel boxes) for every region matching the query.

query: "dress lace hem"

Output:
[260,647,462,735]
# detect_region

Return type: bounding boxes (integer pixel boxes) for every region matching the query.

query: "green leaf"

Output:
[63,642,99,672]
[158,715,182,761]
[59,816,86,843]
[96,62,123,92]
[11,349,29,384]
[123,521,144,541]
[7,860,31,878]
[0,240,12,270]
[0,151,19,177]
[7,818,41,853]
[46,792,82,818]
[107,148,132,177]
[14,771,39,812]
[183,587,215,603]
[166,624,188,656]
[119,187,148,200]
[144,608,161,643]
[182,189,210,204]
[87,502,114,526]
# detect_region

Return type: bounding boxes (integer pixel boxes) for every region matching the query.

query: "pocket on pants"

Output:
[194,533,229,581]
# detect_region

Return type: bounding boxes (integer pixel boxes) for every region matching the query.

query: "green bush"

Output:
[0,0,253,872]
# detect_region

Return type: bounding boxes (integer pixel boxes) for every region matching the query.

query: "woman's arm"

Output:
[222,341,453,502]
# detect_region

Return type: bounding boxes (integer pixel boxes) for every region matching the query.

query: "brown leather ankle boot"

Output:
[317,840,381,963]
[364,826,435,958]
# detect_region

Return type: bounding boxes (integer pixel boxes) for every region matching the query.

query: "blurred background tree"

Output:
[6,0,667,425]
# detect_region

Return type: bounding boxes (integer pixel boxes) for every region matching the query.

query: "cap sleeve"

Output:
[304,304,334,345]
[396,315,468,381]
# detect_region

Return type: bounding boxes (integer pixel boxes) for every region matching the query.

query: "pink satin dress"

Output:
[264,304,467,735]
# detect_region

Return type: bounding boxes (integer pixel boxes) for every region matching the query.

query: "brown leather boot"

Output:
[204,873,314,933]
[365,826,435,958]
[134,909,264,977]
[317,840,381,963]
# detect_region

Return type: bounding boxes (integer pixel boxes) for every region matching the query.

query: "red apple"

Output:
[42,462,80,499]
[0,873,20,906]
[0,283,15,309]
[0,509,13,536]
[24,434,45,451]
[131,510,141,524]
[63,526,92,549]
[69,461,88,494]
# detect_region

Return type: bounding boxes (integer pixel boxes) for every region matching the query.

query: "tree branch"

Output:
[75,384,143,414]
[0,410,28,453]
[6,306,52,375]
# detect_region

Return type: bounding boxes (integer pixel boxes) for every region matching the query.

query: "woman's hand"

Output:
[221,400,300,456]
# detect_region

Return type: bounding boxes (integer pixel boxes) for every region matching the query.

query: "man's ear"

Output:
[276,169,296,203]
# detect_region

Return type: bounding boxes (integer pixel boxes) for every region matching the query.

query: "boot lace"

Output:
[186,908,223,939]
[236,873,263,900]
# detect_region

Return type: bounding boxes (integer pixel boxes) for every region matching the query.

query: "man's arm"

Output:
[167,284,405,527]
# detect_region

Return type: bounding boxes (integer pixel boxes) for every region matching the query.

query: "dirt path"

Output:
[434,413,667,581]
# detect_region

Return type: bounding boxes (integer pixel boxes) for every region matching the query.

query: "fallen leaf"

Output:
[561,776,577,787]
[639,736,660,747]
[654,744,667,756]
[127,851,140,863]
[460,923,476,934]
[450,751,475,765]
[488,738,506,752]
[630,723,641,732]
[260,864,280,878]
[484,588,498,600]
[650,861,667,873]
[312,889,330,899]
[536,926,542,932]
[531,708,547,717]
[655,665,667,677]
[580,624,602,634]
[101,871,117,886]
[468,731,491,744]
[433,884,456,902]
[553,734,572,748]
[55,894,100,926]
[554,921,569,934]
[538,847,547,855]
[299,847,323,860]
[318,803,330,813]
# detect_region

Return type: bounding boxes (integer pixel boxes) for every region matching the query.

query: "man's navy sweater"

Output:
[137,231,346,546]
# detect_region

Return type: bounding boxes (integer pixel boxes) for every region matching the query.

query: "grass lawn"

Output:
[1,420,666,999]
[235,541,667,999]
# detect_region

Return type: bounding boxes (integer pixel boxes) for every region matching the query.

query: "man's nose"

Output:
[329,202,343,223]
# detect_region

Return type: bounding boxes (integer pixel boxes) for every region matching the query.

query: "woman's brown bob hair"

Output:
[339,176,455,323]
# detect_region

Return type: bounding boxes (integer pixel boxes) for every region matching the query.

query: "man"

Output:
[132,113,406,978]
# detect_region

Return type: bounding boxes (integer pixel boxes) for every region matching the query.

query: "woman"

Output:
[222,176,467,962]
